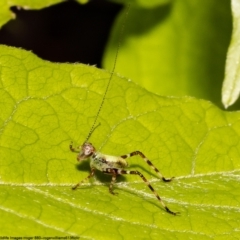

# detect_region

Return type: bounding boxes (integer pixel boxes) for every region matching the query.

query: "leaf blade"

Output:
[0,45,240,238]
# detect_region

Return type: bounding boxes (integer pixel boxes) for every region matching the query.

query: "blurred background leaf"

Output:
[222,0,240,108]
[104,0,234,109]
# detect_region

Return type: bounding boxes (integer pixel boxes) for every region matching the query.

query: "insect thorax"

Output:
[90,152,128,171]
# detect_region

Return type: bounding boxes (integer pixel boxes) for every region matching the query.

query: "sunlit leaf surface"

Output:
[0,45,240,239]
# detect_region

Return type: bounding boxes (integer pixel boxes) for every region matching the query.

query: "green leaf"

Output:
[0,0,63,27]
[104,0,232,108]
[1,45,240,238]
[222,0,240,108]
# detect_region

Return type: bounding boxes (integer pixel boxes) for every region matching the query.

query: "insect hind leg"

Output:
[109,168,179,215]
[121,151,174,182]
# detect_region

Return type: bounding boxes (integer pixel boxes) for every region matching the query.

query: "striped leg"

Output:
[121,151,174,182]
[70,141,81,153]
[72,168,95,190]
[109,170,118,195]
[104,168,179,215]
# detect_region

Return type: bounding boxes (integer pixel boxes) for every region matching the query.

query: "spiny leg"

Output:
[105,168,179,215]
[121,151,174,182]
[72,168,95,190]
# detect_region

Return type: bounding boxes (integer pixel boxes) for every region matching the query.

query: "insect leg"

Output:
[102,168,118,195]
[110,171,118,195]
[70,141,80,153]
[121,151,174,182]
[72,168,95,190]
[105,168,179,215]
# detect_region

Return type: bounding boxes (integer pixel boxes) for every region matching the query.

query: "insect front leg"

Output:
[70,141,81,153]
[121,151,174,182]
[106,168,179,215]
[72,168,95,190]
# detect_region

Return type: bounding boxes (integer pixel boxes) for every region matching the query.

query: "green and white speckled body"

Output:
[90,152,128,172]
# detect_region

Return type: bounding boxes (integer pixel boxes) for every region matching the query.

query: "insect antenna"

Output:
[85,122,101,142]
[84,4,130,143]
